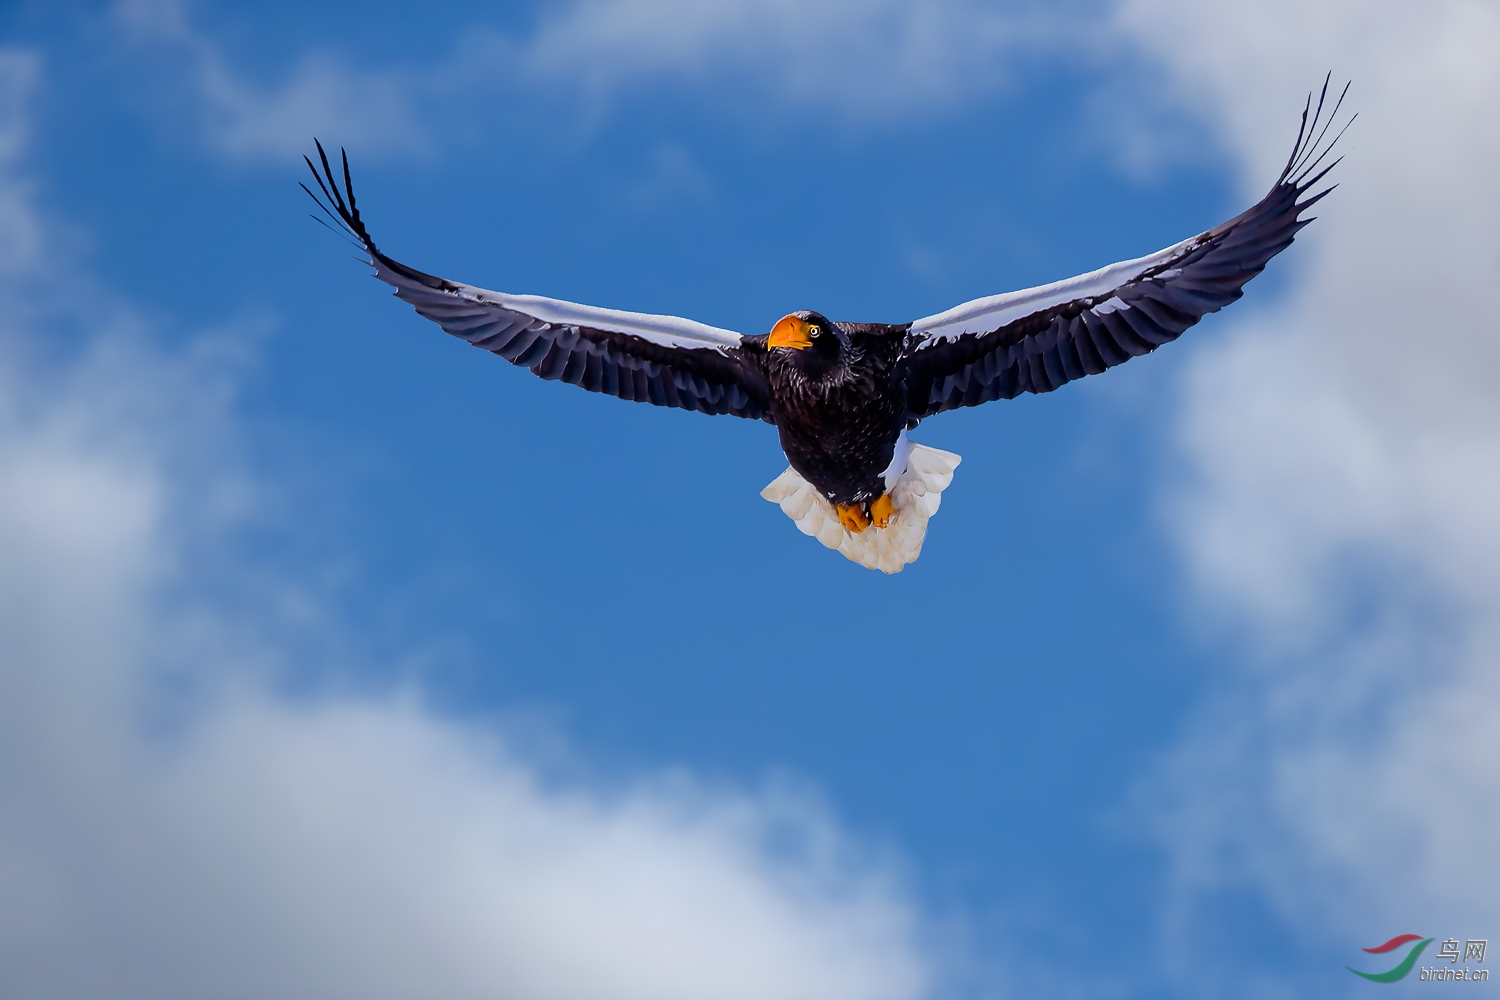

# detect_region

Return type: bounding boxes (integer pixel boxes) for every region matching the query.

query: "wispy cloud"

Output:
[115,0,425,160]
[110,0,1088,163]
[1114,0,1500,981]
[0,51,933,1000]
[518,0,1066,118]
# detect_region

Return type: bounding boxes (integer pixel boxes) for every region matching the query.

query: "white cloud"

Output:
[518,0,1064,117]
[1111,0,1500,972]
[0,50,933,1000]
[115,0,425,159]
[110,0,1091,162]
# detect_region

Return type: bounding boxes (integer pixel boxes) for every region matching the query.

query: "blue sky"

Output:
[1,2,1497,998]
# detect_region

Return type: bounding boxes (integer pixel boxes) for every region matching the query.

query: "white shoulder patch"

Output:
[760,443,962,574]
[473,288,745,352]
[908,235,1199,345]
[375,259,745,353]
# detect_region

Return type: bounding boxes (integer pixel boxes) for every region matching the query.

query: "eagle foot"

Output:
[870,494,894,529]
[835,503,871,533]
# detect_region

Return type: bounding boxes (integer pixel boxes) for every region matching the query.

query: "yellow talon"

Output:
[870,493,895,529]
[835,502,870,533]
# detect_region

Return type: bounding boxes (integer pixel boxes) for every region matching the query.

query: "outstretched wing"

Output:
[899,78,1352,423]
[304,143,772,421]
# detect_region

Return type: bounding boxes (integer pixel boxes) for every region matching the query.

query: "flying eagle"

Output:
[306,81,1349,574]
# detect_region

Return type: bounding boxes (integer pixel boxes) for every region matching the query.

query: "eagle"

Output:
[305,81,1349,574]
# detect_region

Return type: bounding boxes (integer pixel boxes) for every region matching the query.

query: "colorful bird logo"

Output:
[1349,934,1433,982]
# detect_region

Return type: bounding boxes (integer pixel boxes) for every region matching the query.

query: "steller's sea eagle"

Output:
[306,79,1350,573]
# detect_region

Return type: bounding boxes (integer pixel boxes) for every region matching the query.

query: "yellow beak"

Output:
[768,314,815,350]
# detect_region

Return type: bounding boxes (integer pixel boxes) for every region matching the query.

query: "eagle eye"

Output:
[808,325,821,338]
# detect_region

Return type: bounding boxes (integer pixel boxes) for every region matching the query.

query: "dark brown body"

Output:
[744,320,910,506]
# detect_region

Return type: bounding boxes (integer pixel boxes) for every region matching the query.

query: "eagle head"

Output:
[767,311,846,374]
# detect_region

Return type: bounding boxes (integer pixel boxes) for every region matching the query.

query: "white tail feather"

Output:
[760,442,962,574]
